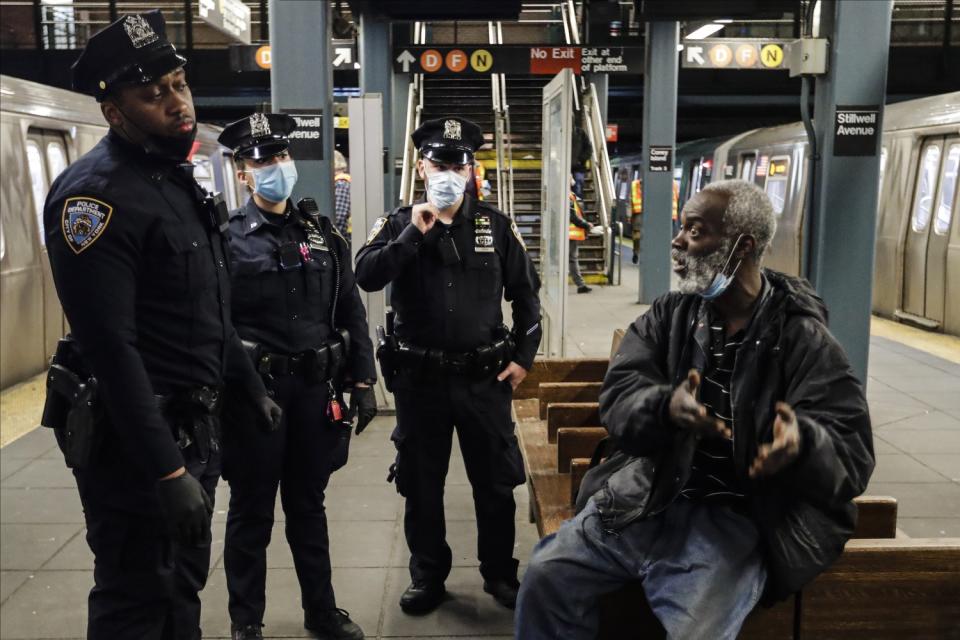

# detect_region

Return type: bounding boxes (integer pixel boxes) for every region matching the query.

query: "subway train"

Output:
[0,75,243,390]
[676,92,960,335]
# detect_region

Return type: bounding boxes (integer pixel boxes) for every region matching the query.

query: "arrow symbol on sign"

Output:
[396,50,416,72]
[686,46,704,65]
[333,47,353,66]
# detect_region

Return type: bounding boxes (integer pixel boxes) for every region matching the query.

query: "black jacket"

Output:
[227,198,377,383]
[43,131,266,479]
[355,195,542,369]
[595,270,874,602]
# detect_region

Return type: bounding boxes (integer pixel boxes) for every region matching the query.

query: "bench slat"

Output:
[546,402,601,443]
[514,358,609,400]
[538,382,603,419]
[557,427,607,472]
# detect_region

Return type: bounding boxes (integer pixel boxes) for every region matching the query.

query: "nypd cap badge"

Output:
[61,197,113,254]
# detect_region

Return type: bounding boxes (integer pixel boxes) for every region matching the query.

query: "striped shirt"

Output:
[680,319,747,505]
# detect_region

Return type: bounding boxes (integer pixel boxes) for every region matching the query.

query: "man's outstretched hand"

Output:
[668,369,731,439]
[749,402,802,478]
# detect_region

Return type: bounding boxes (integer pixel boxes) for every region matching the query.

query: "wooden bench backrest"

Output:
[515,358,609,399]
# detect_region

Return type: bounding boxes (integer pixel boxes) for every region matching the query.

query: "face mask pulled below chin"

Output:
[250,162,299,203]
[699,234,745,301]
[426,170,467,210]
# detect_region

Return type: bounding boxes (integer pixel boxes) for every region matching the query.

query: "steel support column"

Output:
[808,0,892,382]
[268,0,334,212]
[591,73,608,126]
[359,13,394,212]
[638,21,678,303]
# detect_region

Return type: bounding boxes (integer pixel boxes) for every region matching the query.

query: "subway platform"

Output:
[2,263,959,638]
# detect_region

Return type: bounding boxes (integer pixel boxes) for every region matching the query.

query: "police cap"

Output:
[218,113,297,161]
[412,117,485,165]
[71,11,186,102]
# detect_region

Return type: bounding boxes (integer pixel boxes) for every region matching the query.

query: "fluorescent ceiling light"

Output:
[685,23,725,40]
[714,19,733,24]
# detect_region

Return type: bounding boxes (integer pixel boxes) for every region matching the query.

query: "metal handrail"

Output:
[399,21,427,205]
[584,84,616,272]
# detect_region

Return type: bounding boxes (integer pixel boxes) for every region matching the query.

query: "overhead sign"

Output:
[284,110,323,161]
[648,146,673,172]
[198,0,251,45]
[682,38,787,70]
[834,105,880,156]
[230,40,358,72]
[393,45,643,75]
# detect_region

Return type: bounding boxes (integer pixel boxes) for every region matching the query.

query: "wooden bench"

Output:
[514,336,960,638]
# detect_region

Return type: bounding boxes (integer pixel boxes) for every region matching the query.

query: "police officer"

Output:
[355,117,542,614]
[42,11,281,639]
[217,114,377,640]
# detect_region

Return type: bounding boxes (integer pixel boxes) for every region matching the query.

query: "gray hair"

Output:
[334,150,348,173]
[701,179,777,261]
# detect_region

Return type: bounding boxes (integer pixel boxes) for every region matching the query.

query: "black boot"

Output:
[577,285,593,293]
[399,581,446,614]
[304,608,364,640]
[483,577,520,609]
[231,623,264,640]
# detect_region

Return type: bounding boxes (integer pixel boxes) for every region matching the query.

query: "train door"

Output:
[923,137,959,326]
[902,138,945,322]
[738,153,756,181]
[26,128,70,361]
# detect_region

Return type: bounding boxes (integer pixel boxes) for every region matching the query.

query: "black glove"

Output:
[156,472,213,546]
[349,386,378,435]
[255,395,283,432]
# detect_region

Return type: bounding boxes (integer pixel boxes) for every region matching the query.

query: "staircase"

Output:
[404,67,608,280]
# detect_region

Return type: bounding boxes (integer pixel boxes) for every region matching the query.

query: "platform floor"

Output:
[2,262,959,638]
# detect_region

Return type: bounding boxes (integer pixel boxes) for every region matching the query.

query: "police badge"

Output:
[443,119,462,141]
[249,113,271,138]
[61,197,113,254]
[123,14,159,48]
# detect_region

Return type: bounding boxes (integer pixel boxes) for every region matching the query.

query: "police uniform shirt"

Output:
[43,130,265,479]
[355,194,541,369]
[228,197,376,381]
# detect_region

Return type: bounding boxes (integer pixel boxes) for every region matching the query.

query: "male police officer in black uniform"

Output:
[42,11,280,640]
[218,114,377,640]
[356,117,542,614]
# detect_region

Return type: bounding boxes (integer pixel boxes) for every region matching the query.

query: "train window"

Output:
[739,154,755,181]
[192,154,215,193]
[911,144,941,233]
[46,141,68,183]
[26,140,49,246]
[764,156,790,215]
[934,144,959,235]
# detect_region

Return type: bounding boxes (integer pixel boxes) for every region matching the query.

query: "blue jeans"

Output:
[515,498,766,640]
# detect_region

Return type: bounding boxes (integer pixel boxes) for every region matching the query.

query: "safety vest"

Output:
[569,193,586,241]
[630,179,642,214]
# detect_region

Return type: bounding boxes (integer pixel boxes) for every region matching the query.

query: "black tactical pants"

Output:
[74,435,220,640]
[221,376,348,626]
[392,374,526,586]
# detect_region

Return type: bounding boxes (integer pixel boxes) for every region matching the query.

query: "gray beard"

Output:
[673,237,732,294]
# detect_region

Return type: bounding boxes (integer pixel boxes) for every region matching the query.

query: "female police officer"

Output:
[217,114,377,640]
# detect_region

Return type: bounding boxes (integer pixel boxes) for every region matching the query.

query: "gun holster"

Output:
[41,337,101,469]
[376,325,399,392]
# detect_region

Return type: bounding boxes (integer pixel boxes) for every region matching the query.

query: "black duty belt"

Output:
[394,334,514,379]
[253,337,347,383]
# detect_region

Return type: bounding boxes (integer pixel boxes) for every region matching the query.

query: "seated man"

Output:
[515,179,874,639]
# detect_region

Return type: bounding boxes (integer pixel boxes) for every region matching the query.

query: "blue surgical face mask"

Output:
[425,169,468,210]
[249,161,298,203]
[699,234,744,300]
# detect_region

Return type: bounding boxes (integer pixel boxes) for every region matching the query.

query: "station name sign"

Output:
[681,38,786,70]
[393,45,643,75]
[834,105,880,156]
[198,0,251,45]
[284,110,324,161]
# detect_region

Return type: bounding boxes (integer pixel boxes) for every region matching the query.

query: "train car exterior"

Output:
[0,75,237,390]
[676,92,960,335]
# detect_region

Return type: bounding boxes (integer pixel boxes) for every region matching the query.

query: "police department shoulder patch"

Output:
[61,197,113,254]
[510,219,527,251]
[365,216,387,245]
